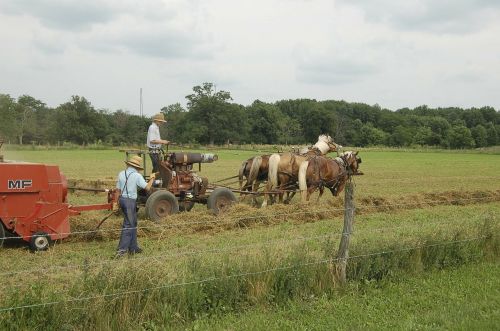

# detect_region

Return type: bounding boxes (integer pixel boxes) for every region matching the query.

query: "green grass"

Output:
[0,203,498,330]
[1,147,499,330]
[184,261,500,331]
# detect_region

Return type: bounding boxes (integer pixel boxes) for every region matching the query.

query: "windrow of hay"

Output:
[67,189,500,243]
[67,178,115,190]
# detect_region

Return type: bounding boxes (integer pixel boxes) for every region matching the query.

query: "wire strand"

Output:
[0,236,487,313]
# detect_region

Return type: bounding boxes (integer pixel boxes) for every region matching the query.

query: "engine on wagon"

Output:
[157,152,217,199]
[134,151,236,222]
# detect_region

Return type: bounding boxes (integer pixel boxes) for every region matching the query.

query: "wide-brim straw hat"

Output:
[152,113,167,122]
[125,155,144,170]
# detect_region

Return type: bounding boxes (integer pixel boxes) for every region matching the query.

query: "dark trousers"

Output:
[149,150,161,173]
[117,197,140,253]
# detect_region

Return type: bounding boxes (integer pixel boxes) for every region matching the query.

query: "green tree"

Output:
[279,116,303,145]
[0,94,18,143]
[301,105,337,143]
[445,125,475,149]
[389,125,413,147]
[360,123,388,146]
[15,95,53,145]
[347,119,364,146]
[471,124,488,148]
[484,122,498,146]
[247,101,286,144]
[186,83,237,145]
[413,126,435,146]
[422,117,451,145]
[161,103,189,143]
[50,96,103,145]
[461,108,485,127]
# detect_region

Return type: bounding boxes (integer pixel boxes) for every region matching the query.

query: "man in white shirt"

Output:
[147,113,169,173]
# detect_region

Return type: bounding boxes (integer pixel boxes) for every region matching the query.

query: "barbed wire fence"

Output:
[0,183,498,313]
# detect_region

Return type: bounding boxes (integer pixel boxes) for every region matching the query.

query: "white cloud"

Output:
[0,0,499,113]
[336,0,500,34]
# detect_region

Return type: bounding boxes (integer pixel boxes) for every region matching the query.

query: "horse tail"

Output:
[248,155,262,186]
[238,159,249,190]
[298,160,310,203]
[267,154,281,190]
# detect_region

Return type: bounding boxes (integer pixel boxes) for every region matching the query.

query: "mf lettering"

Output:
[8,179,33,189]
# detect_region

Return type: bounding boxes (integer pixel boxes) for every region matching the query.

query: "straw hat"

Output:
[152,113,167,123]
[125,155,144,170]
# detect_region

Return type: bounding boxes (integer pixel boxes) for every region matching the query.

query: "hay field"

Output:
[1,147,499,330]
[5,147,500,198]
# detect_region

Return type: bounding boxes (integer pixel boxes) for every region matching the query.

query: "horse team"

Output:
[238,135,362,206]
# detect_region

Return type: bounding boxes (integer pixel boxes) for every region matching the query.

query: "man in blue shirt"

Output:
[115,155,155,257]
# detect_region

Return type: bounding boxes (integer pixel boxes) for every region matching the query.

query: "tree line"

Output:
[1,83,499,149]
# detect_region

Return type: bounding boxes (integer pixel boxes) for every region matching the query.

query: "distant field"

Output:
[4,147,500,200]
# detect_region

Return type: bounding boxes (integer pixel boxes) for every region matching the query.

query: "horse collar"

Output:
[335,157,345,167]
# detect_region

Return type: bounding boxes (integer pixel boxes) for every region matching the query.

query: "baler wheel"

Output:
[146,190,179,222]
[0,222,5,248]
[207,188,237,215]
[29,232,52,252]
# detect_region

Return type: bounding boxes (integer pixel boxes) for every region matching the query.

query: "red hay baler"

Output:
[0,160,117,251]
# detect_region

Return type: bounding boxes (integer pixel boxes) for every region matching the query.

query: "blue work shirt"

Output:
[116,167,148,199]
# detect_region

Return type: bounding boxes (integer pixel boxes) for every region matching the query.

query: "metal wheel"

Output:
[29,232,51,252]
[207,187,237,215]
[146,190,179,222]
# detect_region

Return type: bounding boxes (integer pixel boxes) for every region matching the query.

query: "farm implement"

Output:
[0,144,237,251]
[0,155,117,251]
[122,149,237,222]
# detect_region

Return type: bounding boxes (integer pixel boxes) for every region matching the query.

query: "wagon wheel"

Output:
[207,187,237,215]
[179,201,195,212]
[29,232,52,252]
[145,190,179,222]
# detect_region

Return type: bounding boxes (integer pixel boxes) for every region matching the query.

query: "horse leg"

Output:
[284,191,296,204]
[262,153,280,208]
[306,187,317,202]
[316,187,324,203]
[334,178,347,196]
[277,174,287,204]
[251,181,260,206]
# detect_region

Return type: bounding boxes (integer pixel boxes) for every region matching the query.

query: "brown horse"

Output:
[298,151,362,203]
[238,154,270,205]
[261,134,340,207]
[238,146,322,205]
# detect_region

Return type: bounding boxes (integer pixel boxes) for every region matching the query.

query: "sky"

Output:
[1,0,499,116]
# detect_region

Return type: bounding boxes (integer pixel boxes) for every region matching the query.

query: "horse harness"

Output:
[309,154,350,191]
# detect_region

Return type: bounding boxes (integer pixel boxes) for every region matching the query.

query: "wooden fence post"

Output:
[335,180,355,285]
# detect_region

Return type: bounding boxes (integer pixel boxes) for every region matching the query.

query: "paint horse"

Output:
[261,134,340,207]
[298,151,362,203]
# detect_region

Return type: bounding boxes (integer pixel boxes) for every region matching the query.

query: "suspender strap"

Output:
[121,170,132,198]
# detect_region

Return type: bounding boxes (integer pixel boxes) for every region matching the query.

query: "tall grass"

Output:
[1,218,498,330]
